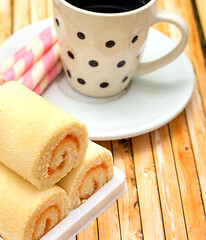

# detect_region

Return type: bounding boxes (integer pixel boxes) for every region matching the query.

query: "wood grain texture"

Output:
[179,0,206,110]
[169,112,206,239]
[96,141,121,240]
[132,134,165,240]
[112,139,143,240]
[151,127,188,240]
[13,0,30,32]
[30,0,47,23]
[97,203,121,240]
[157,0,206,239]
[46,0,53,18]
[77,219,99,240]
[195,0,206,40]
[165,0,206,213]
[0,0,12,45]
[185,84,206,212]
[161,0,206,216]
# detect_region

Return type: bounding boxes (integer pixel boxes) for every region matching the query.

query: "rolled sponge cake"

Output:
[0,162,69,240]
[58,141,114,209]
[0,81,88,189]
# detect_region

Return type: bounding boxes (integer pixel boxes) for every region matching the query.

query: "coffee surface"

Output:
[64,0,151,13]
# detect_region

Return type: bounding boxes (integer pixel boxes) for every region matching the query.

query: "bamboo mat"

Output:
[0,0,206,239]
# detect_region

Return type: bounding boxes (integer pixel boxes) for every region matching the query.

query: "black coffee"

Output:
[64,0,151,13]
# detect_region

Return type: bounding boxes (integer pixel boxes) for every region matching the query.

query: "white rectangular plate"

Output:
[0,167,126,240]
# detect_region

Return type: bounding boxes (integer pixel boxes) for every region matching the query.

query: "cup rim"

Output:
[56,0,156,17]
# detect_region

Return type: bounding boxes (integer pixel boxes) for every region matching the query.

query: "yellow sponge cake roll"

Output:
[0,81,88,189]
[0,162,69,240]
[58,141,114,209]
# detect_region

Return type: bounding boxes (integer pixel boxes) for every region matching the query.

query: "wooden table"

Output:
[0,0,206,239]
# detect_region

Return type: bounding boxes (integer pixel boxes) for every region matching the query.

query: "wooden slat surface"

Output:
[0,0,12,45]
[0,0,206,239]
[195,0,206,40]
[152,127,188,240]
[113,139,143,240]
[132,134,165,240]
[96,141,122,240]
[13,0,30,32]
[169,112,206,239]
[30,0,47,23]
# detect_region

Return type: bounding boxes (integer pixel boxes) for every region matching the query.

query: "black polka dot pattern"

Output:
[77,32,85,40]
[55,18,60,27]
[122,76,128,82]
[106,40,115,48]
[77,78,86,85]
[132,35,138,43]
[100,82,109,88]
[89,60,99,67]
[117,60,126,68]
[67,51,74,59]
[67,69,71,78]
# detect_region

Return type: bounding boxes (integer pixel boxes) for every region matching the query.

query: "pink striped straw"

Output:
[17,42,60,90]
[0,25,57,84]
[33,60,63,94]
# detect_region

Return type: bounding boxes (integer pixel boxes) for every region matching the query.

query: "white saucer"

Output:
[0,19,195,140]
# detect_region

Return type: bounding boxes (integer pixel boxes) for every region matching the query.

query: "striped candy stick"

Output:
[0,25,55,75]
[0,37,38,75]
[0,25,57,84]
[17,42,60,90]
[33,60,63,94]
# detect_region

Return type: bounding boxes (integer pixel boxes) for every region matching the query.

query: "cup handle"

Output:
[135,9,189,76]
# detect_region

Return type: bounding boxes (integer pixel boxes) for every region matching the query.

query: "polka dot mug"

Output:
[53,0,188,97]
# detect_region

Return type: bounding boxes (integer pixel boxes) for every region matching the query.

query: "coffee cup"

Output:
[52,0,189,97]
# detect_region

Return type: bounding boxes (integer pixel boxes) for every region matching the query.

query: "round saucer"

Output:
[0,19,195,140]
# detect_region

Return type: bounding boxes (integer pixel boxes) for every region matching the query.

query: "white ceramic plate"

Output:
[0,18,195,140]
[0,167,126,240]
